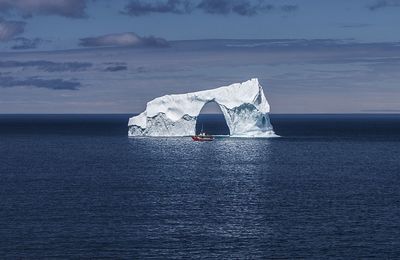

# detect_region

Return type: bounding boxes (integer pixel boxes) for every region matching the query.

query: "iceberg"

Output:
[128,78,276,137]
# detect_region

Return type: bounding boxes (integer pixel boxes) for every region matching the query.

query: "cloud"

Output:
[122,0,298,16]
[197,0,273,16]
[280,5,298,12]
[0,60,92,72]
[0,76,81,90]
[0,18,25,41]
[11,37,44,49]
[0,0,88,18]
[223,39,356,49]
[340,23,372,28]
[122,0,191,16]
[79,32,169,48]
[104,65,127,72]
[368,0,400,10]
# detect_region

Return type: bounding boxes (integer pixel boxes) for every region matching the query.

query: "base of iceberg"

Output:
[128,78,276,137]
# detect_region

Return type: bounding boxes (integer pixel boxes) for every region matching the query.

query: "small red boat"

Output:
[192,125,214,141]
[191,132,214,141]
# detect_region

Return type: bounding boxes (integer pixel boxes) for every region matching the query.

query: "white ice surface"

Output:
[128,78,276,137]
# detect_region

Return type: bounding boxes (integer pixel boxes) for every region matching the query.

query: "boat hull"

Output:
[191,136,214,141]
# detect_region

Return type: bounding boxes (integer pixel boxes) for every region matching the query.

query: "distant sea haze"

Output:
[361,109,400,112]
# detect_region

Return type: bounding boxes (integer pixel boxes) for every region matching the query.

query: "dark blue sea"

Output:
[1,114,400,259]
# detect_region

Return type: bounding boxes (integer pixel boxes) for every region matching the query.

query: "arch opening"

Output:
[195,101,230,135]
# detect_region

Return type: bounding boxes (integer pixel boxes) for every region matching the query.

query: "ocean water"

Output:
[1,114,400,259]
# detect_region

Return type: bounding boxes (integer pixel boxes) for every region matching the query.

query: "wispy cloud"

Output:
[0,0,88,18]
[368,0,400,10]
[0,76,81,90]
[11,37,45,49]
[79,32,169,48]
[280,5,298,12]
[122,0,298,16]
[0,60,92,72]
[197,0,273,16]
[340,23,372,28]
[104,65,128,72]
[0,18,25,41]
[223,39,355,49]
[122,0,192,16]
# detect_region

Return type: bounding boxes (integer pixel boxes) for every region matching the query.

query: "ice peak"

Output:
[250,78,259,84]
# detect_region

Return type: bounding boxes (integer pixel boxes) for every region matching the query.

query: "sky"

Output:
[0,0,400,113]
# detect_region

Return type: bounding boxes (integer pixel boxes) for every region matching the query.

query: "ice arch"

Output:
[195,101,230,135]
[128,78,276,137]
